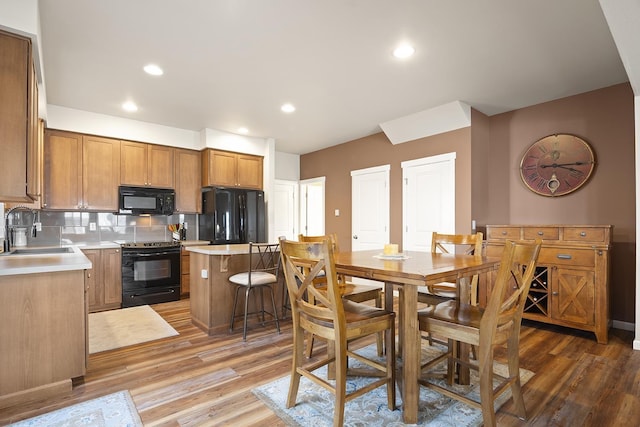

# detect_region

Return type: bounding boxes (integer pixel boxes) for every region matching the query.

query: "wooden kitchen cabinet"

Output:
[181,246,190,296]
[485,224,611,344]
[174,148,202,213]
[84,247,122,312]
[121,141,174,188]
[202,149,263,189]
[0,30,39,203]
[43,130,121,211]
[0,270,86,408]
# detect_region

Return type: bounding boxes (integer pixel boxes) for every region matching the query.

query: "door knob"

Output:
[353,235,358,239]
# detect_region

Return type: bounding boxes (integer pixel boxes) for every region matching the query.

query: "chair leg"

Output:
[268,285,281,334]
[333,338,347,427]
[375,293,383,357]
[305,333,316,358]
[385,319,396,410]
[507,335,527,420]
[243,287,251,341]
[229,285,241,333]
[287,323,304,409]
[478,345,497,427]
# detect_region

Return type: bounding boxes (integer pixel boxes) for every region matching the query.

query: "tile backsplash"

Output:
[12,211,197,247]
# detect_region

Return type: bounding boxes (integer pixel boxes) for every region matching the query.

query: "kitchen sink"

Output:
[1,247,75,256]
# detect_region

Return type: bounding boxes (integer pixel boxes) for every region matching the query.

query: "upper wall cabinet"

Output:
[121,141,174,188]
[44,130,121,211]
[202,149,263,190]
[0,30,39,203]
[174,148,202,213]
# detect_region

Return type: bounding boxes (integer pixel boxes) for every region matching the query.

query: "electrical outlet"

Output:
[183,222,188,229]
[89,222,97,231]
[201,269,208,279]
[35,222,42,231]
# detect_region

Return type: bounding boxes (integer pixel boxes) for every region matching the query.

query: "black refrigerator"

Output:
[199,187,266,244]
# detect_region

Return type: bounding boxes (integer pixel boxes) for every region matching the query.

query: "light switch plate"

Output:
[89,222,97,231]
[201,269,208,279]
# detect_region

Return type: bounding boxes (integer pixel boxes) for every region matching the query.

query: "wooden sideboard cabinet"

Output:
[484,224,611,344]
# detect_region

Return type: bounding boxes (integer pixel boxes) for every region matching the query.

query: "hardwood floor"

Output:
[1,298,638,426]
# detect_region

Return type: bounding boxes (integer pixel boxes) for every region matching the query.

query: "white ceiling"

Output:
[38,0,631,155]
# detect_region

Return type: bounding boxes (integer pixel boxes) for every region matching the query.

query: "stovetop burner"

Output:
[120,241,181,248]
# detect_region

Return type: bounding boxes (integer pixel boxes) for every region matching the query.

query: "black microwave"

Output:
[118,186,175,215]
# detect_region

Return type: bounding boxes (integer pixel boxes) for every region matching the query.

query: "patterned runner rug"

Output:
[89,305,178,354]
[253,343,534,426]
[8,391,142,427]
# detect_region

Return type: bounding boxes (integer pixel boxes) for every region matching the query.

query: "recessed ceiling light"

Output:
[143,64,163,76]
[393,44,415,59]
[281,103,296,113]
[122,101,138,112]
[238,127,249,134]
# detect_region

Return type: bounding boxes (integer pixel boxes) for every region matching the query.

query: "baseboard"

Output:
[611,319,635,332]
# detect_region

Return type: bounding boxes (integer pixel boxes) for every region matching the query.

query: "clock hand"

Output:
[540,161,593,168]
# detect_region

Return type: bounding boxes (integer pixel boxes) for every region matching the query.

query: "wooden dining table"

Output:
[334,249,501,424]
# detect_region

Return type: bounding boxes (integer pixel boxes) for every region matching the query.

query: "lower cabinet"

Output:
[181,246,190,296]
[84,248,122,312]
[485,224,611,344]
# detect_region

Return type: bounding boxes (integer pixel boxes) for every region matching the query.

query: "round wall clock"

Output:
[519,134,596,197]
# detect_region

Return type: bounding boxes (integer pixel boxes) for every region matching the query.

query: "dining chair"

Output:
[279,237,396,427]
[418,231,484,306]
[228,242,281,341]
[417,239,541,427]
[298,233,383,357]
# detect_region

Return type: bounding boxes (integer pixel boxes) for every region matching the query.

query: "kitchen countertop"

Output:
[0,245,92,276]
[186,244,251,255]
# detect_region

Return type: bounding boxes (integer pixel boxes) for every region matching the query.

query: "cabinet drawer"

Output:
[523,227,559,240]
[485,244,504,258]
[538,248,594,267]
[563,227,606,243]
[487,227,520,240]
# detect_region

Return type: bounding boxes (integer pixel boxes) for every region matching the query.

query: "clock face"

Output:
[519,134,595,196]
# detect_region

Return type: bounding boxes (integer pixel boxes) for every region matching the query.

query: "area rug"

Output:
[7,390,142,427]
[89,305,178,354]
[253,343,534,426]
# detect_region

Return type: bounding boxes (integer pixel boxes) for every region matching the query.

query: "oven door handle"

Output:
[127,289,176,298]
[132,251,179,257]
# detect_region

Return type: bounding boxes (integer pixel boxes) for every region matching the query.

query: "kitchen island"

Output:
[0,247,92,409]
[187,244,284,335]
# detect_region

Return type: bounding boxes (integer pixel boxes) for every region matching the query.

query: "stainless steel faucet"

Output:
[3,206,38,253]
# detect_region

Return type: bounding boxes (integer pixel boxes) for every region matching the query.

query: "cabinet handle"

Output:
[580,231,587,237]
[552,292,559,296]
[537,231,544,235]
[557,254,572,260]
[501,231,507,235]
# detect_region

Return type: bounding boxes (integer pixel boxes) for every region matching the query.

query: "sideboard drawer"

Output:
[487,227,520,240]
[563,227,606,243]
[538,248,595,267]
[523,227,560,240]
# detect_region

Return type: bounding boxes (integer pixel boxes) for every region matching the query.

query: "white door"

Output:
[351,165,390,251]
[273,180,298,241]
[299,177,325,237]
[402,152,456,252]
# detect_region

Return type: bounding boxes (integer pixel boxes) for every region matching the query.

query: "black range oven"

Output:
[121,241,181,307]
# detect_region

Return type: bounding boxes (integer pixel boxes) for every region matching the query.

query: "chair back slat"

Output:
[431,232,483,256]
[280,238,345,331]
[480,239,541,346]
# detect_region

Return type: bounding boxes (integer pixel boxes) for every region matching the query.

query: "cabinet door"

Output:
[43,130,83,210]
[175,148,201,213]
[83,249,102,311]
[102,248,122,307]
[0,31,31,202]
[26,61,40,201]
[551,267,595,326]
[237,154,263,189]
[120,140,148,186]
[181,247,190,295]
[209,150,237,187]
[148,144,174,188]
[83,135,121,210]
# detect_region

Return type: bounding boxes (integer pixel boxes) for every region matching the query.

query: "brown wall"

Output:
[300,82,635,323]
